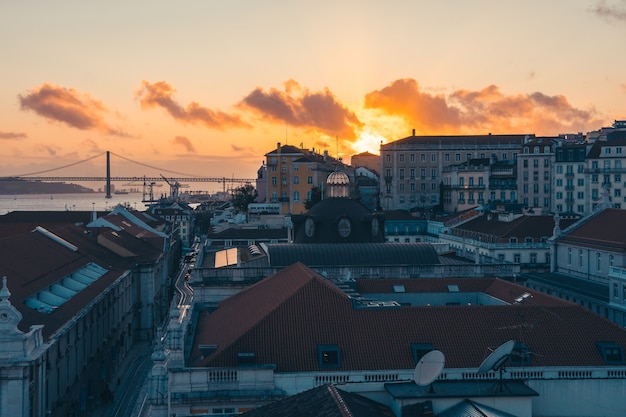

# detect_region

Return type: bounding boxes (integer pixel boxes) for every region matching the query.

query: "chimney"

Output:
[277,142,281,152]
[412,128,416,137]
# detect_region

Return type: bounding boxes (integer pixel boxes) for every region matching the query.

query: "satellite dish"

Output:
[477,340,515,374]
[413,350,445,386]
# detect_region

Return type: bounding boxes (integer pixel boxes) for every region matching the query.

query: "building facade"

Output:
[380,131,530,211]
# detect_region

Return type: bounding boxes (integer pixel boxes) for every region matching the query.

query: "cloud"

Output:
[240,79,363,140]
[136,80,251,130]
[18,83,127,136]
[0,131,26,140]
[590,0,626,22]
[172,135,196,153]
[364,78,601,135]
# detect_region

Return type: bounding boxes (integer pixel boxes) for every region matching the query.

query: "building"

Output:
[523,207,626,328]
[264,143,352,214]
[0,207,175,416]
[380,131,530,211]
[438,211,578,272]
[517,137,557,213]
[350,150,380,174]
[441,158,489,212]
[152,262,626,417]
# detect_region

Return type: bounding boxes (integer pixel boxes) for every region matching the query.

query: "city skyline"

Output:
[1,1,625,179]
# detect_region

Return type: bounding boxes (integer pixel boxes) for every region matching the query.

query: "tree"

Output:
[304,186,322,210]
[231,184,258,213]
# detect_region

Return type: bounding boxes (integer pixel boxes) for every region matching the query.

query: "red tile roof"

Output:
[558,208,626,251]
[191,263,626,372]
[456,214,577,239]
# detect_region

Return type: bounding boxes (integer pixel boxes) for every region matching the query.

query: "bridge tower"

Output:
[105,151,112,199]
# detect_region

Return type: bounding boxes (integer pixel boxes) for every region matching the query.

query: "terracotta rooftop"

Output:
[191,262,626,372]
[558,208,626,251]
[0,223,135,338]
[456,214,577,239]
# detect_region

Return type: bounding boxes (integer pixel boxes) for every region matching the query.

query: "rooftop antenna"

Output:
[413,350,445,393]
[477,340,515,392]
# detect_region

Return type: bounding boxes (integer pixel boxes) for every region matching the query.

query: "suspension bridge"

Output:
[0,151,255,200]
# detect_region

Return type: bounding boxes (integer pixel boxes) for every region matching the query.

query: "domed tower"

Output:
[325,171,350,198]
[291,171,384,243]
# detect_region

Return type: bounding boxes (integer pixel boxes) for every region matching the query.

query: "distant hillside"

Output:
[0,179,94,194]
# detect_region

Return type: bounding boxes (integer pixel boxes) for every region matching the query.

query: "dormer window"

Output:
[317,344,341,368]
[596,342,625,364]
[411,343,434,365]
[237,352,256,366]
[509,342,531,366]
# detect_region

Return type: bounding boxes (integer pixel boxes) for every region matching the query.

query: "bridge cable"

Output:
[108,151,207,178]
[2,152,106,178]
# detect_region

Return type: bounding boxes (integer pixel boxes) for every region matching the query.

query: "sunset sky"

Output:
[1,0,625,181]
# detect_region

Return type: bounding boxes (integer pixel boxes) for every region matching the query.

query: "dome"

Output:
[326,171,350,185]
[326,171,350,198]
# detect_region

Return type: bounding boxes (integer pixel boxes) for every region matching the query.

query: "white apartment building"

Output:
[517,137,556,214]
[380,131,530,211]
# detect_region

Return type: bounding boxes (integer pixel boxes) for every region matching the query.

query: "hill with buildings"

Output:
[0,179,94,194]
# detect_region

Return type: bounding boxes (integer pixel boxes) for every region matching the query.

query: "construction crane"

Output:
[160,174,189,200]
[142,176,163,202]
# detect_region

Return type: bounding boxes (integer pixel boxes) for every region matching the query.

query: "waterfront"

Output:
[0,192,150,215]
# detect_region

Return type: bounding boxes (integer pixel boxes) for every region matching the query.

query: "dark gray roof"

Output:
[242,384,394,417]
[267,243,440,267]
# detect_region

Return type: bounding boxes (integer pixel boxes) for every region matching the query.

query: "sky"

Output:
[1,0,626,181]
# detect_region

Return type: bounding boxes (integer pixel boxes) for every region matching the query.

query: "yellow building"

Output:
[265,142,352,214]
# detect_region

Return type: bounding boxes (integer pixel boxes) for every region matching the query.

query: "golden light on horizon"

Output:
[351,129,386,155]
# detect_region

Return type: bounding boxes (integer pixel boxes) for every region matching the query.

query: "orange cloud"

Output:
[0,131,26,140]
[172,135,196,153]
[364,78,601,135]
[136,80,251,130]
[18,83,127,136]
[240,79,363,140]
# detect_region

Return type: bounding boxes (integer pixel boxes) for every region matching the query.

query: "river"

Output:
[0,192,151,215]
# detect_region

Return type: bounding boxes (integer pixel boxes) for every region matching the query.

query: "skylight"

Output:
[214,248,238,268]
[24,263,108,314]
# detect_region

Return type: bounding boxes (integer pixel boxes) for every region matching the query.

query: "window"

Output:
[386,154,391,162]
[317,344,341,367]
[271,177,277,186]
[596,342,625,364]
[579,249,583,267]
[410,168,415,179]
[455,153,461,162]
[294,175,299,184]
[431,168,437,179]
[307,176,313,184]
[530,253,537,264]
[431,153,436,162]
[567,248,572,265]
[399,183,404,191]
[556,165,563,174]
[410,343,434,365]
[421,154,426,162]
[400,154,405,162]
[399,168,405,179]
[597,252,602,271]
[509,342,531,366]
[410,154,415,162]
[293,191,300,202]
[445,153,450,162]
[513,253,521,263]
[237,352,256,365]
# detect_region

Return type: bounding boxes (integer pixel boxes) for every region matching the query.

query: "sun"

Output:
[351,129,386,155]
